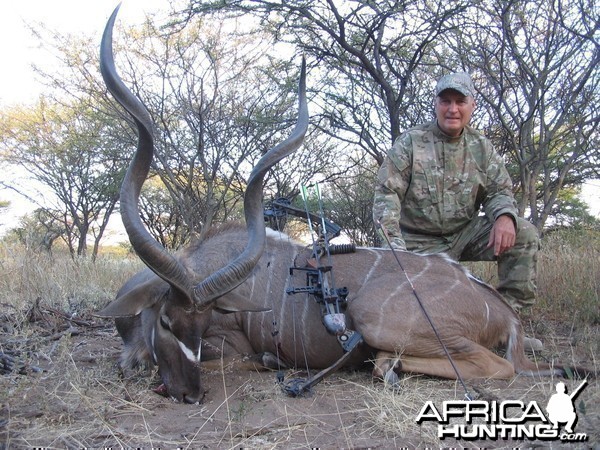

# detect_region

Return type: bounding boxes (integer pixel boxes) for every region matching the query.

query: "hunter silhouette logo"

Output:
[415,379,589,442]
[546,379,587,434]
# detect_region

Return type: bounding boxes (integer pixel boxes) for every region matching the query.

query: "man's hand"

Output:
[487,215,516,256]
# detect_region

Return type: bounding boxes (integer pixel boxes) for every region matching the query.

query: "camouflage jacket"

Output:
[373,121,518,249]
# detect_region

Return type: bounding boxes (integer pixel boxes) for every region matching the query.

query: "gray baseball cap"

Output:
[436,72,475,97]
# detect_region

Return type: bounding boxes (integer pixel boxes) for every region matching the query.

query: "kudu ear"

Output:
[213,292,272,314]
[96,278,169,318]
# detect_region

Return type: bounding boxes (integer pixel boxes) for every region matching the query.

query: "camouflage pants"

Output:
[403,216,539,311]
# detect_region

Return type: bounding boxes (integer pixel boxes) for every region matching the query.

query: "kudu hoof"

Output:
[384,368,401,388]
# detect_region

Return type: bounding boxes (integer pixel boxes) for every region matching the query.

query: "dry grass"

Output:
[536,228,600,323]
[0,244,143,315]
[465,227,600,324]
[0,229,598,448]
[356,354,599,448]
[0,244,146,448]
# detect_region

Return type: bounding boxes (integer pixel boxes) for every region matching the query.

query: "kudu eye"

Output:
[159,315,171,331]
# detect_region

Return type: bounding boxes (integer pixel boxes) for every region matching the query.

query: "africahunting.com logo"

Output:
[415,380,588,442]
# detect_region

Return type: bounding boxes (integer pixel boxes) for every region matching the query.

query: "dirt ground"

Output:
[0,306,598,449]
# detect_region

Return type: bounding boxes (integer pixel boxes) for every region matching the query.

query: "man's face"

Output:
[435,90,475,137]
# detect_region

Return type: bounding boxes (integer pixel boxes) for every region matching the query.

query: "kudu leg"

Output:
[398,353,514,380]
[373,338,516,381]
[201,352,286,372]
[201,331,287,372]
[373,351,402,381]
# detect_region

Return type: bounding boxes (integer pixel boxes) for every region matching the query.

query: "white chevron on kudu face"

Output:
[177,339,202,363]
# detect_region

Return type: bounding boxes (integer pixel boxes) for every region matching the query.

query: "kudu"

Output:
[98,6,575,403]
